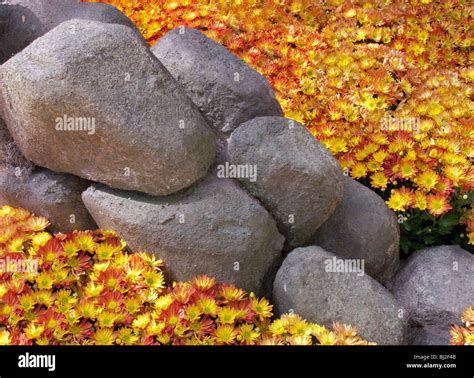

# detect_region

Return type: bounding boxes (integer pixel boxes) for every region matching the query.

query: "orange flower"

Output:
[426,193,452,216]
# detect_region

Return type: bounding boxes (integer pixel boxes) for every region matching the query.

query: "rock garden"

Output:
[0,0,472,346]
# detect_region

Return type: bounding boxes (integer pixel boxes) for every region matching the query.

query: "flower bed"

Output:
[0,205,374,345]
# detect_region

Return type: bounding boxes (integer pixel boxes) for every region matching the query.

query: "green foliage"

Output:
[399,190,474,255]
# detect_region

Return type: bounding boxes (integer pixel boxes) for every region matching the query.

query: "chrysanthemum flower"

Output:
[24,322,45,340]
[416,170,439,191]
[237,324,260,344]
[94,328,115,345]
[370,171,389,189]
[116,327,139,345]
[197,297,218,317]
[0,329,12,345]
[215,324,237,345]
[386,187,414,211]
[426,193,452,216]
[250,294,273,320]
[220,284,246,302]
[217,306,240,324]
[192,275,216,291]
[351,162,368,179]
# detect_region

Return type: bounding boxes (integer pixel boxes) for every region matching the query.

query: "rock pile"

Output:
[1,0,471,345]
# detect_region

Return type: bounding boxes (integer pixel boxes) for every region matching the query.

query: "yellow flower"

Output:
[19,294,36,312]
[97,311,117,328]
[215,325,237,344]
[125,298,141,314]
[85,282,104,298]
[399,160,417,179]
[351,163,368,179]
[143,271,165,290]
[317,331,338,345]
[0,284,7,299]
[370,172,389,190]
[220,285,246,302]
[7,237,26,253]
[95,242,119,260]
[0,330,12,345]
[132,314,151,330]
[76,302,97,320]
[94,328,115,345]
[250,294,272,320]
[73,232,96,251]
[238,324,260,344]
[35,272,54,290]
[185,305,202,322]
[141,253,164,269]
[269,318,286,336]
[117,328,139,345]
[414,191,428,210]
[416,170,439,191]
[35,290,54,307]
[198,297,218,316]
[147,320,166,336]
[25,323,45,340]
[63,240,79,258]
[217,306,240,324]
[468,232,474,246]
[444,165,466,185]
[288,335,312,345]
[386,188,413,212]
[154,294,173,312]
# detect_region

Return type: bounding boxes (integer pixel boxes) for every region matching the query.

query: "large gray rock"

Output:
[0,168,96,233]
[227,117,343,249]
[82,175,285,296]
[312,177,400,283]
[388,245,474,332]
[0,0,144,63]
[273,246,407,345]
[409,325,451,345]
[0,19,215,196]
[151,27,282,137]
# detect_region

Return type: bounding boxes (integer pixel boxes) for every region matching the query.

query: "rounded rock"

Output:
[227,116,343,249]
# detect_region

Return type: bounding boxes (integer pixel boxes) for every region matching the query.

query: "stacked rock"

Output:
[1,0,471,345]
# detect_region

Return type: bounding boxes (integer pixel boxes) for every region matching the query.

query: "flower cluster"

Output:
[450,307,474,346]
[0,206,373,345]
[83,0,473,251]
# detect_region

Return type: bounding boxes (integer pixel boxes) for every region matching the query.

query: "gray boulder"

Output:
[388,245,474,332]
[409,325,451,345]
[312,177,400,283]
[0,19,215,196]
[227,117,343,249]
[82,175,285,296]
[273,246,407,344]
[0,0,144,63]
[0,168,96,233]
[151,27,282,137]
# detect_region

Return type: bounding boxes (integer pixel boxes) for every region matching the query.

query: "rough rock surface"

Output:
[0,168,96,233]
[0,117,33,176]
[0,19,215,196]
[273,246,407,344]
[388,245,474,332]
[152,27,282,136]
[82,176,285,296]
[0,0,144,63]
[409,325,451,345]
[312,177,400,283]
[227,116,343,249]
